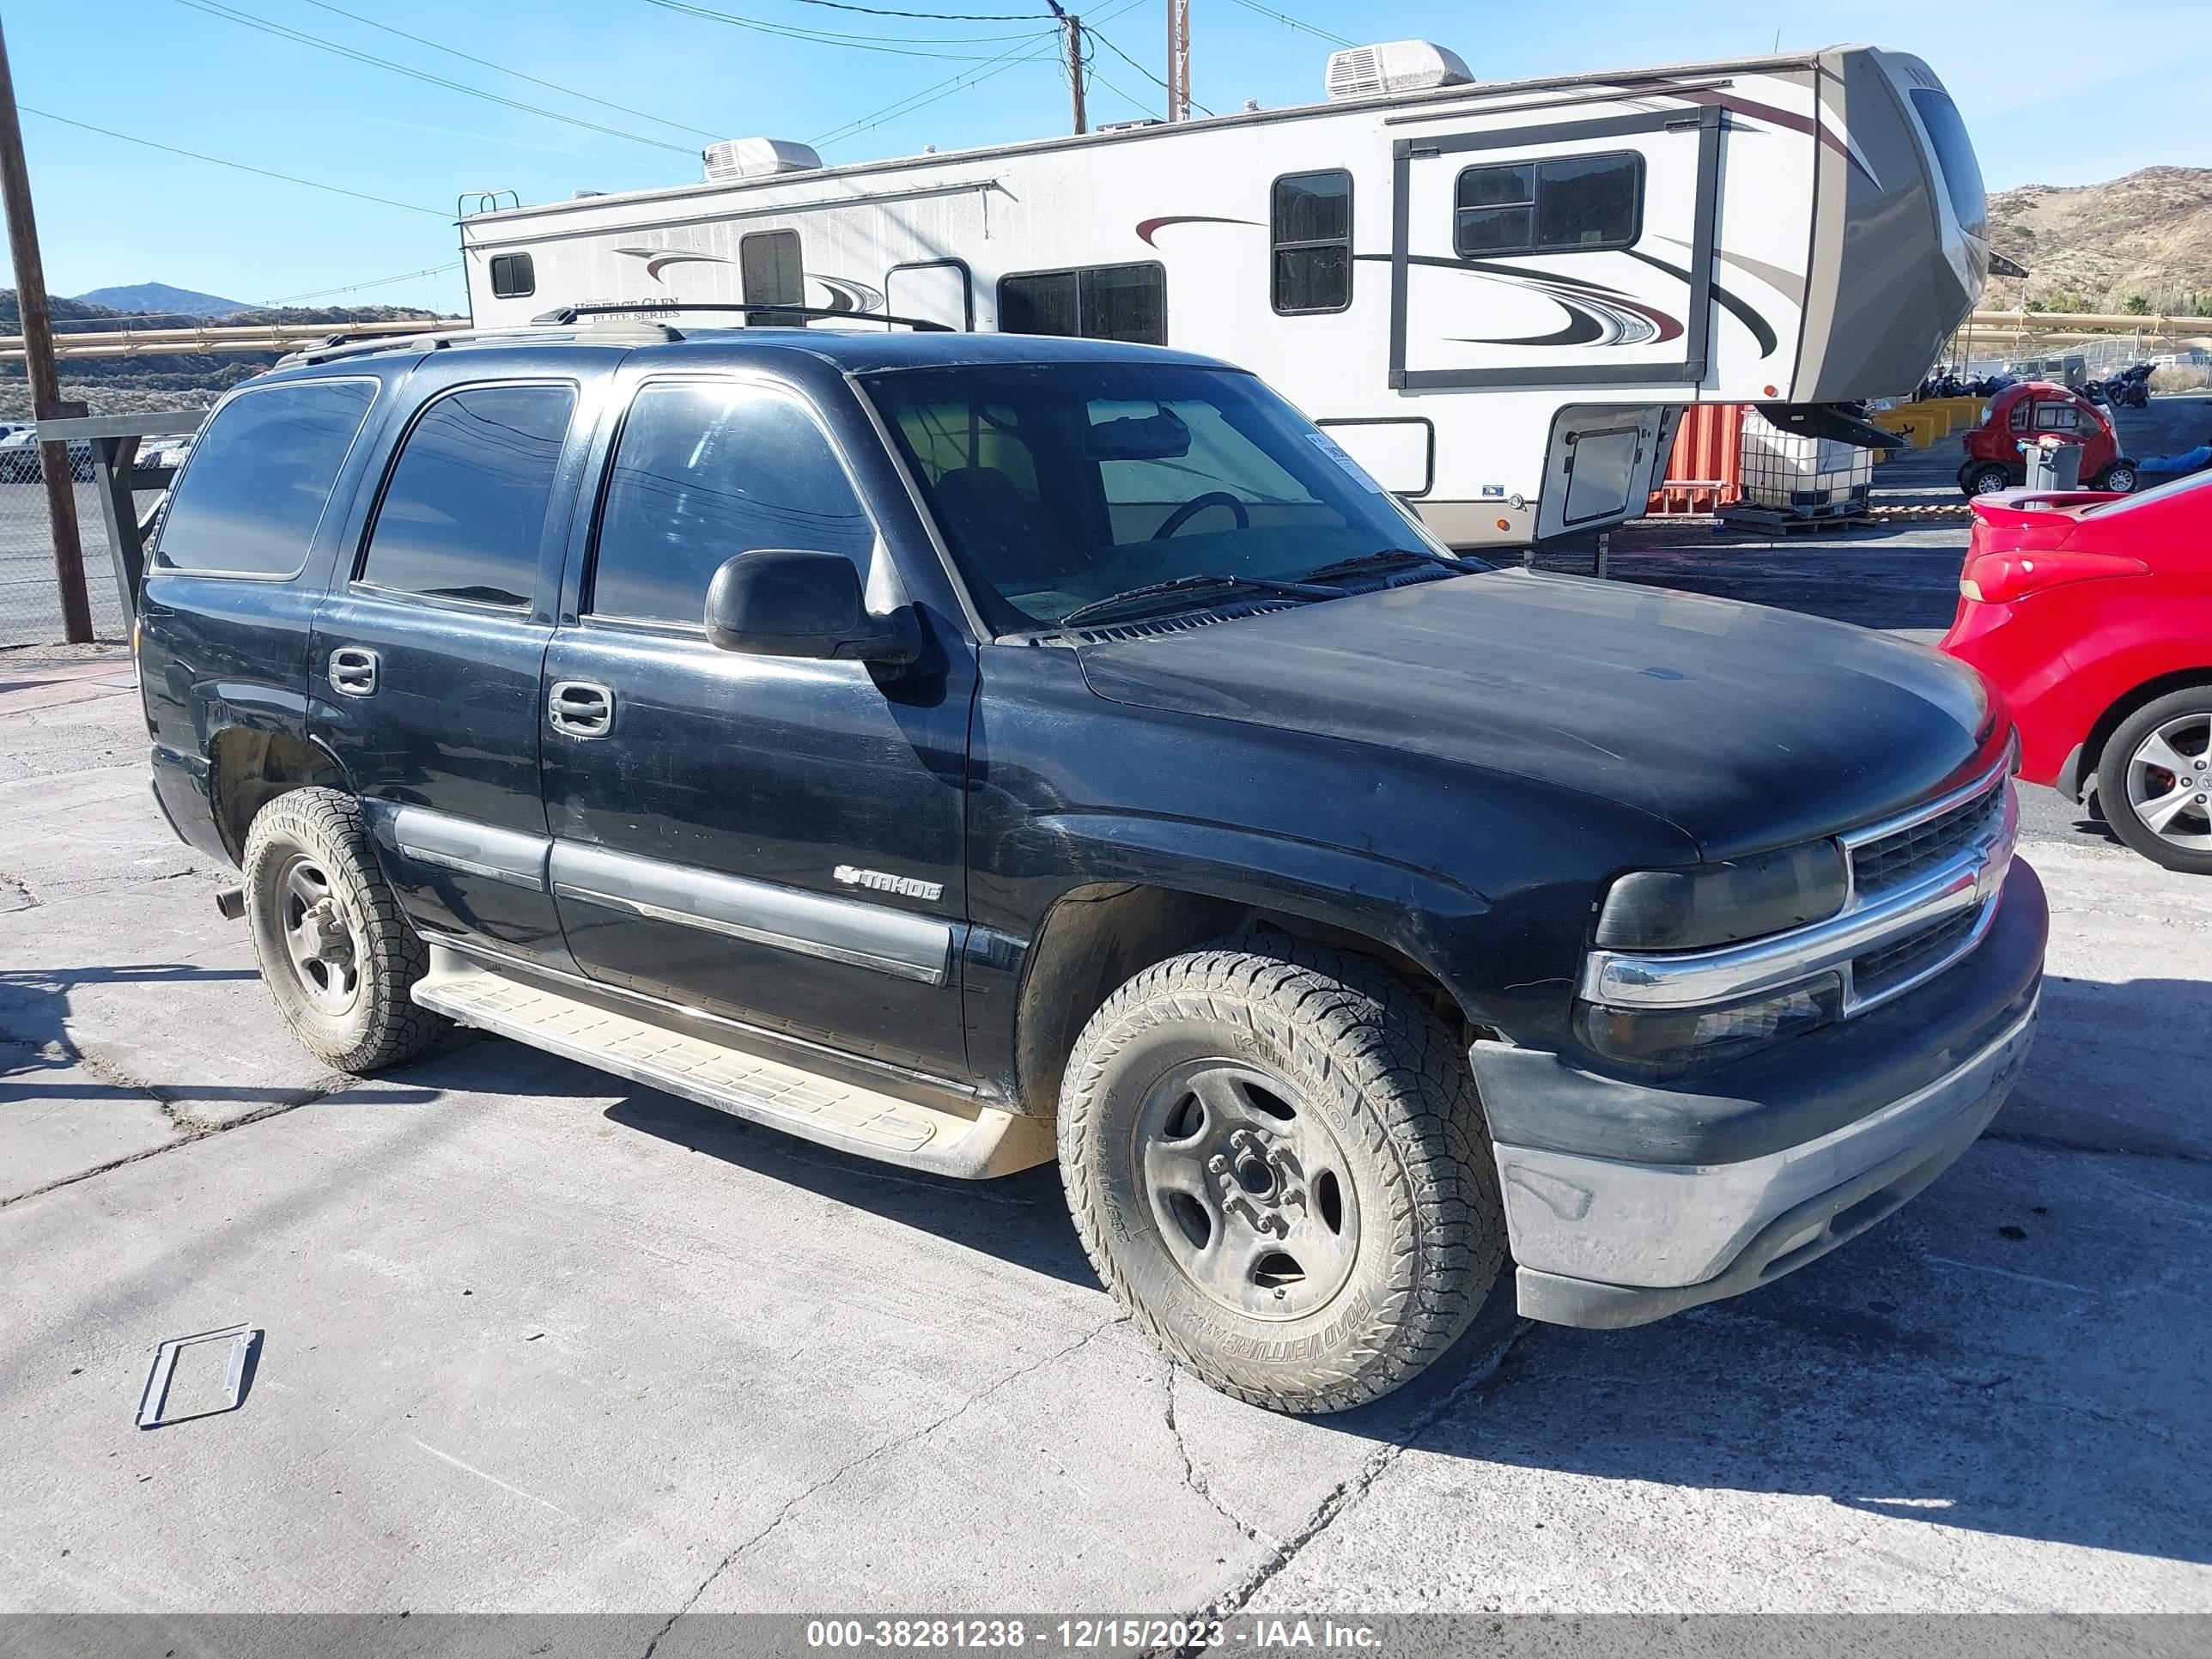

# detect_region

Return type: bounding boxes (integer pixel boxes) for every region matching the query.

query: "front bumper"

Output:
[1470,858,2046,1328]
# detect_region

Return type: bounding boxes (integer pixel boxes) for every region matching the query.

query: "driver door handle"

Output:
[550,679,614,738]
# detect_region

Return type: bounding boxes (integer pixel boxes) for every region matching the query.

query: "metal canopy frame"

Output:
[36,410,207,623]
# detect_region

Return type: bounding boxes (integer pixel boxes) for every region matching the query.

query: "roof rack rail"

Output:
[277,318,684,368]
[531,301,956,333]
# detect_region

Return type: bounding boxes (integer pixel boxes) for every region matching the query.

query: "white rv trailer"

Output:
[459,40,1990,548]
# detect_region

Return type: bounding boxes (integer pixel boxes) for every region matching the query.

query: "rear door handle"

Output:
[328,647,379,697]
[549,679,614,738]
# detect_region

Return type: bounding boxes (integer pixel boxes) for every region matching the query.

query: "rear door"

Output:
[1389,106,1720,391]
[538,368,974,1081]
[310,364,592,971]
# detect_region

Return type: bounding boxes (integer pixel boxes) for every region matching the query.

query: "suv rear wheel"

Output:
[1057,938,1505,1413]
[242,788,449,1071]
[2098,689,2212,874]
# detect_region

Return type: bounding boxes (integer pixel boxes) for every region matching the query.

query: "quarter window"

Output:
[589,382,875,627]
[1000,263,1166,345]
[1272,170,1352,314]
[154,379,376,576]
[741,229,805,325]
[1453,153,1643,258]
[489,252,535,299]
[358,384,574,607]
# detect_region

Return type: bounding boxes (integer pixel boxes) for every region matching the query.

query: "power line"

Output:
[169,0,696,153]
[15,106,448,217]
[292,0,720,140]
[1083,65,1158,122]
[634,0,1054,56]
[1088,26,1213,116]
[1223,0,1352,49]
[262,262,465,306]
[783,0,1045,17]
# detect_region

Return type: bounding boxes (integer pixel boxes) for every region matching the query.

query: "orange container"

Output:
[1645,404,1745,515]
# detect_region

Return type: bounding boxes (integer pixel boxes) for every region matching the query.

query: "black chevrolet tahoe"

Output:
[135,321,2045,1413]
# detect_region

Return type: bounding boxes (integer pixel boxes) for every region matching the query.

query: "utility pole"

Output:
[1047,3,1086,135]
[0,17,92,643]
[1166,0,1191,123]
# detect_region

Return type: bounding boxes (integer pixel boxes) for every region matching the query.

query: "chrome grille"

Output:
[1852,908,1980,1003]
[1850,776,2006,897]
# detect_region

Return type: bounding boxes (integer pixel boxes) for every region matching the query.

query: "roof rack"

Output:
[531,301,955,333]
[276,318,682,368]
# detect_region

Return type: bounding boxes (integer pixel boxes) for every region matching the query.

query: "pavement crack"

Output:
[637,1313,1128,1657]
[1163,1364,1276,1548]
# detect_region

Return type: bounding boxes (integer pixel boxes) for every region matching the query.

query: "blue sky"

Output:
[9,0,2208,315]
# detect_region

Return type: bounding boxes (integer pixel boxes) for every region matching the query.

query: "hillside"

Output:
[73,282,249,317]
[1984,167,2212,313]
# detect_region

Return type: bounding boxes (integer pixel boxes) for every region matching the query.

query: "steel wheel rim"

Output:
[1132,1059,1360,1322]
[276,854,363,1015]
[2126,714,2212,853]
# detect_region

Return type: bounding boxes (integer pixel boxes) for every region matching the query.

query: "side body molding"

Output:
[382,804,552,890]
[549,841,954,987]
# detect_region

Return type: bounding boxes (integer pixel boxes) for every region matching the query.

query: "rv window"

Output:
[489,252,535,299]
[588,381,875,627]
[1908,88,1987,240]
[155,378,376,577]
[999,263,1165,345]
[1454,153,1641,258]
[1272,170,1352,314]
[741,229,805,325]
[357,384,574,608]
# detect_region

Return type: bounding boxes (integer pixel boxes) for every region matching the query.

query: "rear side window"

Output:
[154,379,376,576]
[358,384,574,608]
[1454,153,1642,257]
[489,253,535,299]
[1000,263,1165,344]
[1272,170,1352,314]
[588,381,874,626]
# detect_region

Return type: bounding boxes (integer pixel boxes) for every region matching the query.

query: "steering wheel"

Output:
[1152,491,1251,539]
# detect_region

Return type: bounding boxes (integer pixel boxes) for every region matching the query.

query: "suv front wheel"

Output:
[1058,938,1506,1413]
[242,787,449,1072]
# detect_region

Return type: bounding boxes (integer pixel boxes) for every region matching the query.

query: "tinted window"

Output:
[590,381,875,626]
[489,252,535,299]
[741,229,804,325]
[1272,170,1352,314]
[999,263,1165,345]
[358,384,574,607]
[1909,88,1987,240]
[1455,154,1641,257]
[155,379,376,576]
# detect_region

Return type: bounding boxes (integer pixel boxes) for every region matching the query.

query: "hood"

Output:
[1075,570,1997,859]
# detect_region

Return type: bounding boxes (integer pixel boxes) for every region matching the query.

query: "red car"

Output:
[1956,382,2138,496]
[1941,471,2212,872]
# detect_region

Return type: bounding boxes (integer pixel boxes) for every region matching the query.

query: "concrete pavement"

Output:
[3,614,2209,1623]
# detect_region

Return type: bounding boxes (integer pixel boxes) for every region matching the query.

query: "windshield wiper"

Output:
[1056,572,1340,629]
[1292,546,1480,586]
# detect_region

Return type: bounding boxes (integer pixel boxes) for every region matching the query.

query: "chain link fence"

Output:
[0,441,174,647]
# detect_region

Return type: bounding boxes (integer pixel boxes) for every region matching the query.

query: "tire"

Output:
[241,787,448,1070]
[1963,462,2014,497]
[2094,462,2138,494]
[2095,689,2212,875]
[1058,937,1506,1414]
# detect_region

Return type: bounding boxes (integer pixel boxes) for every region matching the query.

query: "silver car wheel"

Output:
[2127,714,2212,854]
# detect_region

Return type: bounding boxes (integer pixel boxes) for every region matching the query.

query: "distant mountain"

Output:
[1984,167,2212,314]
[71,283,252,318]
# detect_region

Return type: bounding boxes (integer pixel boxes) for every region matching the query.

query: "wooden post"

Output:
[1064,13,1087,135]
[0,17,94,642]
[1166,0,1191,122]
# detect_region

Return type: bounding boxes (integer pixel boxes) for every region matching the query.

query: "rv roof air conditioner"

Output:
[702,137,823,183]
[1324,40,1473,100]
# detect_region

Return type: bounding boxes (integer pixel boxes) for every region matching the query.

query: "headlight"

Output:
[1593,840,1849,951]
[1577,974,1844,1072]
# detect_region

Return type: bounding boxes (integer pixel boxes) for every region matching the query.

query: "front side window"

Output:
[358,383,574,607]
[868,362,1464,632]
[2033,402,2079,432]
[589,381,875,627]
[741,229,804,325]
[155,378,376,576]
[489,252,535,299]
[1272,170,1352,314]
[1454,153,1642,258]
[999,263,1165,345]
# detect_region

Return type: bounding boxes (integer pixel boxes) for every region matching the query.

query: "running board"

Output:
[412,948,1054,1180]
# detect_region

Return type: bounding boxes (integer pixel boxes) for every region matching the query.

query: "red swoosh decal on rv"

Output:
[1135,215,1260,247]
[613,247,731,283]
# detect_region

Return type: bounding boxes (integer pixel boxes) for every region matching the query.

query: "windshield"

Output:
[864,362,1469,631]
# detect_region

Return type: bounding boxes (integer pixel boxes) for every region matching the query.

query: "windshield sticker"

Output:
[1304,431,1389,495]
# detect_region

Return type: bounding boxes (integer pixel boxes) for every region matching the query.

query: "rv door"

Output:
[1389,106,1721,391]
